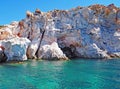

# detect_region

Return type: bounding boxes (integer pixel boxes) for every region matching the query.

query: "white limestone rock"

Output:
[1,4,120,60]
[27,39,40,59]
[76,43,110,59]
[0,37,30,61]
[38,42,68,60]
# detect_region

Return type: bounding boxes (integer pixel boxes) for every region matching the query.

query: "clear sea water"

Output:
[0,59,120,89]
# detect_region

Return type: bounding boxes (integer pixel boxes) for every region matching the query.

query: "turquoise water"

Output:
[0,59,120,89]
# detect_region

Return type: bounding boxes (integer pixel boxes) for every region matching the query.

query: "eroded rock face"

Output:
[1,4,120,61]
[0,37,30,61]
[38,42,68,60]
[0,48,7,63]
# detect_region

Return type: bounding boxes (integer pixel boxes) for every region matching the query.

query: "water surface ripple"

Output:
[0,59,120,89]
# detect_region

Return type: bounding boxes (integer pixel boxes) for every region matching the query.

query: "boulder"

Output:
[38,42,68,60]
[0,37,30,61]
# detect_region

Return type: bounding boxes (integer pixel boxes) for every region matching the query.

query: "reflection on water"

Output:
[0,59,120,89]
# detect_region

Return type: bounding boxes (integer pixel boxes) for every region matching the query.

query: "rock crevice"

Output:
[0,4,120,62]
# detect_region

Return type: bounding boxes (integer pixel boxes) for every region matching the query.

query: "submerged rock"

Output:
[1,4,120,61]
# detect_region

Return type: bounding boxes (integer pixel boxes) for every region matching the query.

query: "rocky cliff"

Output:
[0,4,120,62]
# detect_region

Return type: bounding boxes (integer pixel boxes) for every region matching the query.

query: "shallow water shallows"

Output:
[0,59,120,89]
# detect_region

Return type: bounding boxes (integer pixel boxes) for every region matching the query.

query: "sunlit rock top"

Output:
[0,4,120,62]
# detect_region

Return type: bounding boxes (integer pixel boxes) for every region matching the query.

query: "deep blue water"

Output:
[0,59,120,89]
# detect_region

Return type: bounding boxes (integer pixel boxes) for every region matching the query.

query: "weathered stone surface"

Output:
[37,42,68,60]
[0,48,7,63]
[1,4,120,61]
[27,39,40,59]
[0,37,30,61]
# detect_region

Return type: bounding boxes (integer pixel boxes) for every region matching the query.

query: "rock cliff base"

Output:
[0,4,120,62]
